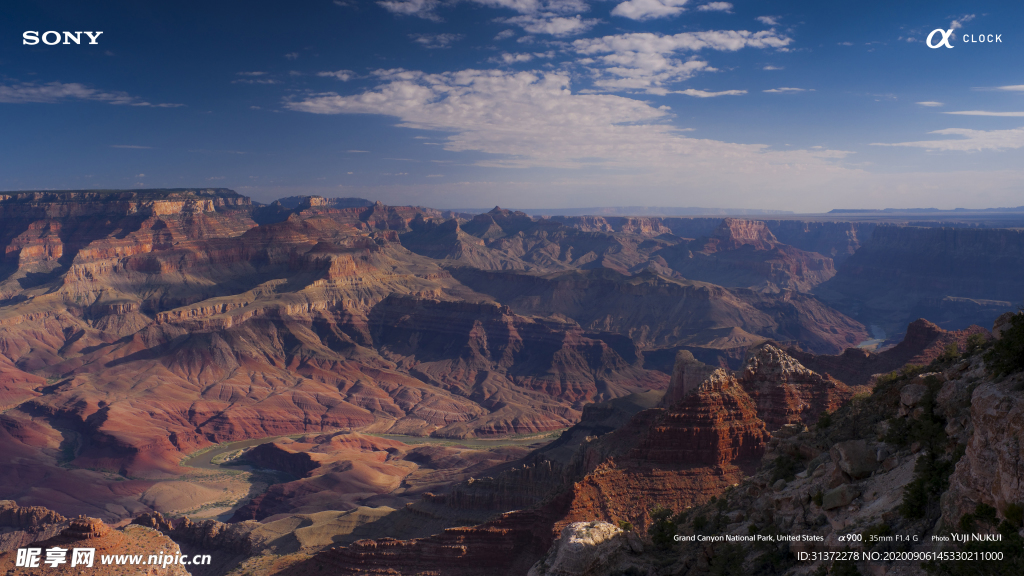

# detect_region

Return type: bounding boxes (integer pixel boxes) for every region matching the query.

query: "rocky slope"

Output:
[450,267,867,354]
[0,514,190,576]
[790,318,990,387]
[0,501,69,553]
[528,313,1024,576]
[655,219,837,292]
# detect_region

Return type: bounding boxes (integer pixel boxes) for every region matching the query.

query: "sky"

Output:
[2,0,1023,212]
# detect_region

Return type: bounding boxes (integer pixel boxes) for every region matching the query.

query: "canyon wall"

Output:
[817,225,1024,335]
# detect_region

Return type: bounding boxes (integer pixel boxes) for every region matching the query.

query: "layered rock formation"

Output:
[655,218,837,292]
[816,224,1024,334]
[0,514,190,576]
[790,318,990,387]
[738,342,854,430]
[275,506,567,576]
[0,501,69,552]
[942,323,1024,525]
[528,521,644,576]
[451,267,867,354]
[555,371,769,532]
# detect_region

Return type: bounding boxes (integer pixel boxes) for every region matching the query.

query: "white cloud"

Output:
[763,86,806,93]
[916,101,943,107]
[873,127,1024,151]
[494,51,555,64]
[478,0,590,13]
[233,77,279,85]
[697,2,732,12]
[677,88,746,97]
[378,0,443,21]
[573,31,790,92]
[497,52,535,63]
[995,85,1024,92]
[347,149,370,153]
[410,33,464,48]
[0,81,182,107]
[611,0,689,21]
[285,52,300,60]
[950,14,975,30]
[495,29,517,40]
[318,70,355,81]
[574,30,791,54]
[502,14,597,35]
[237,71,268,76]
[378,0,588,22]
[944,110,1024,117]
[284,67,851,181]
[763,65,783,70]
[756,15,778,26]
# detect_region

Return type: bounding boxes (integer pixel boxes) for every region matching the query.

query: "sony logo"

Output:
[23,31,103,45]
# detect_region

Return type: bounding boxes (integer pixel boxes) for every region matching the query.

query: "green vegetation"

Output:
[975,503,999,524]
[649,506,677,549]
[965,333,988,355]
[692,513,708,533]
[884,375,948,449]
[938,343,960,363]
[617,520,633,532]
[986,312,1024,377]
[1003,502,1024,528]
[899,444,963,519]
[708,542,745,576]
[880,373,967,519]
[812,490,824,507]
[745,522,797,576]
[770,454,802,483]
[816,410,833,430]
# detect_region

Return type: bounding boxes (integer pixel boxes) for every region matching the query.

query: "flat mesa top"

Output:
[0,188,244,203]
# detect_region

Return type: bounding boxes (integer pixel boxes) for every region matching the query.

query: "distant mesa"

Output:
[272,196,373,209]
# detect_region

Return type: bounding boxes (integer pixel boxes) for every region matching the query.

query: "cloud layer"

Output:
[0,81,181,107]
[573,30,791,92]
[285,67,850,182]
[875,127,1024,151]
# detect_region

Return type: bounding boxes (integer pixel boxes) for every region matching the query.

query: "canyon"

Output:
[0,189,1021,575]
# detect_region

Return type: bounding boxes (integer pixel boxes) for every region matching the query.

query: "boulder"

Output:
[992,312,1016,339]
[528,521,642,576]
[900,383,928,409]
[830,440,878,480]
[822,484,860,510]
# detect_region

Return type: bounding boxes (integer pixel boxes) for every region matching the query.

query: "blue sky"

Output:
[2,0,1023,211]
